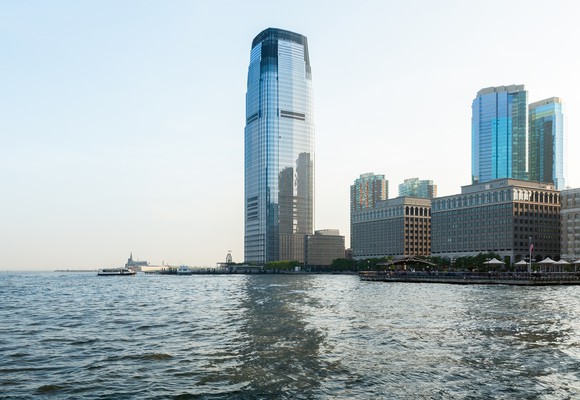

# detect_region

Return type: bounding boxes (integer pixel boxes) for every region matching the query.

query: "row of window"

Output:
[432,189,560,211]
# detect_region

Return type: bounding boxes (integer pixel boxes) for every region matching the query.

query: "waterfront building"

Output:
[244,28,314,264]
[529,97,565,190]
[398,178,437,199]
[305,229,345,266]
[351,197,431,259]
[561,188,580,261]
[472,85,528,184]
[431,179,560,264]
[125,253,148,270]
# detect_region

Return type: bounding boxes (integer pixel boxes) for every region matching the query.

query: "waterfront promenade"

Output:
[359,270,580,285]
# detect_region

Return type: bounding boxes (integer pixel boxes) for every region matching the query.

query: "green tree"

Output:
[330,258,356,270]
[264,260,300,270]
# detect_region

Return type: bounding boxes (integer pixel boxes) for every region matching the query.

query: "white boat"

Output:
[176,265,192,275]
[97,267,136,276]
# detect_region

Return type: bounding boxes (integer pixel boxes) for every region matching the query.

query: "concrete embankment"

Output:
[359,271,580,286]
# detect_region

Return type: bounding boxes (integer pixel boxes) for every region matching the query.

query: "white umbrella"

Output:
[555,259,570,265]
[537,257,556,264]
[484,258,505,265]
[515,260,528,266]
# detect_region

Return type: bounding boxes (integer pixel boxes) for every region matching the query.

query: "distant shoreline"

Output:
[54,269,98,272]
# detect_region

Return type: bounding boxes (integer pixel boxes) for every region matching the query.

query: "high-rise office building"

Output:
[398,178,437,199]
[472,85,528,184]
[529,97,565,189]
[244,28,314,264]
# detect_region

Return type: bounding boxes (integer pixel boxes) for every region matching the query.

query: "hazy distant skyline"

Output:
[2,0,579,270]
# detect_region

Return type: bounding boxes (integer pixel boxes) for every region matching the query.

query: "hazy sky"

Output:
[2,0,579,270]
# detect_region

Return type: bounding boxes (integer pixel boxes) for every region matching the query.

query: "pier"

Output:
[359,271,580,286]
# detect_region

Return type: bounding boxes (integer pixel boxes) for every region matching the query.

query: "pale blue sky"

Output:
[2,0,579,269]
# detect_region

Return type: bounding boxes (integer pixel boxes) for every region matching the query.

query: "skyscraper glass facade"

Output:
[472,85,528,184]
[529,97,564,190]
[244,28,314,264]
[398,178,437,199]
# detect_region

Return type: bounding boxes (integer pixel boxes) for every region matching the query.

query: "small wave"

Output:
[106,353,174,362]
[173,394,196,399]
[143,353,173,361]
[37,384,64,393]
[136,324,166,331]
[9,352,28,358]
[71,338,99,346]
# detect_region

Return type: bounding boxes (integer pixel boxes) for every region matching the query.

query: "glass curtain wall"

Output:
[472,85,528,184]
[529,97,564,189]
[244,28,314,264]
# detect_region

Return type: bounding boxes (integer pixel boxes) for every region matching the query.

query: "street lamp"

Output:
[528,236,533,274]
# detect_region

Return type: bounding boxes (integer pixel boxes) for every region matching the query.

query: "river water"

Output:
[1,272,579,399]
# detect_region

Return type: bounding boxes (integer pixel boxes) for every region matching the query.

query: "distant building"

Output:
[351,197,431,259]
[125,253,148,269]
[305,229,345,266]
[472,85,528,184]
[398,178,437,199]
[344,248,353,260]
[561,188,580,261]
[529,97,565,190]
[431,179,560,264]
[350,173,388,250]
[280,233,306,263]
[351,173,388,212]
[244,28,314,263]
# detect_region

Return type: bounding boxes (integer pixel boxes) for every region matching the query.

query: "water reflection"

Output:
[230,275,327,397]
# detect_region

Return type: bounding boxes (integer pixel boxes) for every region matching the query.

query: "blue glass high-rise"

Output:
[528,97,564,189]
[472,85,528,184]
[244,28,314,264]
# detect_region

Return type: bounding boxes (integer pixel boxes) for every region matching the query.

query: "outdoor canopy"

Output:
[537,257,556,264]
[483,258,505,265]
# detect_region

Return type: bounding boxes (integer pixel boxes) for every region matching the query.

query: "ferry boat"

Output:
[176,265,193,275]
[97,267,136,276]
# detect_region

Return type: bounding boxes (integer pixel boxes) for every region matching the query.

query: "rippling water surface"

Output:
[1,272,580,399]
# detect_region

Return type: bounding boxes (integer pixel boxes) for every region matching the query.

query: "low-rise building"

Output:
[305,229,345,266]
[351,197,431,259]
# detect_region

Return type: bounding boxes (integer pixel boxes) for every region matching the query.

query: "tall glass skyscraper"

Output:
[529,97,565,189]
[244,28,314,264]
[471,85,528,184]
